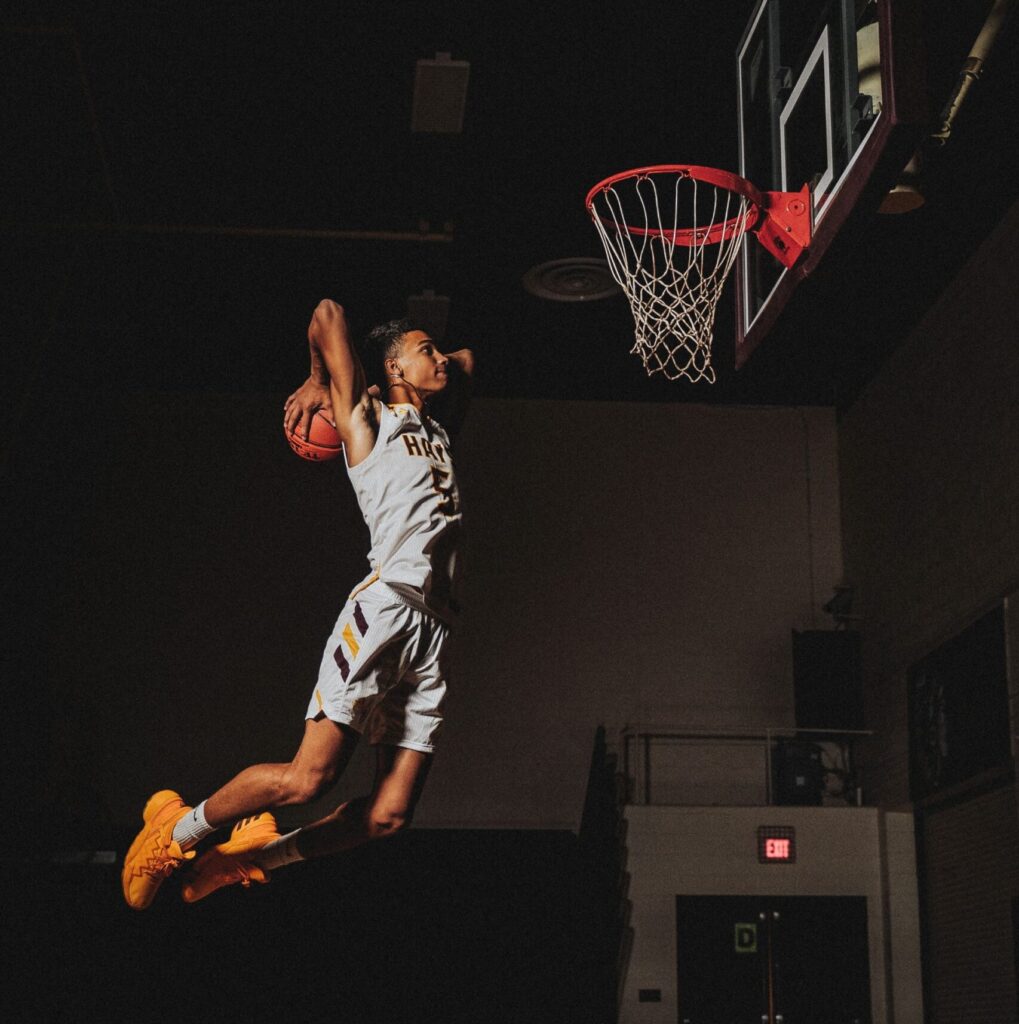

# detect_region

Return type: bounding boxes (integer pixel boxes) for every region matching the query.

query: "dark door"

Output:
[675,895,871,1024]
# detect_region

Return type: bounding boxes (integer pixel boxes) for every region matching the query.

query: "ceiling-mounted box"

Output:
[406,289,451,340]
[411,53,470,133]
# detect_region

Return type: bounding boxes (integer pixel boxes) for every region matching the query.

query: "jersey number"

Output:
[430,465,458,517]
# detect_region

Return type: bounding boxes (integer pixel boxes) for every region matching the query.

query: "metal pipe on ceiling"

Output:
[930,0,1015,146]
[879,0,1016,213]
[2,222,455,243]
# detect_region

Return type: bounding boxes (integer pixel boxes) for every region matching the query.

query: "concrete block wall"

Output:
[446,400,842,828]
[838,200,1019,807]
[619,805,922,1024]
[836,199,1019,1022]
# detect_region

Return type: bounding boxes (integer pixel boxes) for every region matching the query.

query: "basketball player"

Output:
[121,299,473,908]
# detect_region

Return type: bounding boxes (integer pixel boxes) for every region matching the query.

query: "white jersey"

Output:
[346,402,463,624]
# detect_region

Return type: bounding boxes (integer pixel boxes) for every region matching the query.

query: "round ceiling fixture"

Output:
[522,258,619,302]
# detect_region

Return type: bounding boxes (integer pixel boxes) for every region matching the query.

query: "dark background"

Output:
[3,0,1015,413]
[3,1,1017,1021]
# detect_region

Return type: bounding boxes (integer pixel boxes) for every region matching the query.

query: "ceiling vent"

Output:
[522,258,620,302]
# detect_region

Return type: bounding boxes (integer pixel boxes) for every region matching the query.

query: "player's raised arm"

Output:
[446,348,475,376]
[284,300,369,441]
[432,347,475,437]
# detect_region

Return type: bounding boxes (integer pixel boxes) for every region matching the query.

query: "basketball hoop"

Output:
[585,165,811,383]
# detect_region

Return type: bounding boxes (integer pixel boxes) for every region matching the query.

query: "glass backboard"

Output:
[734,0,925,367]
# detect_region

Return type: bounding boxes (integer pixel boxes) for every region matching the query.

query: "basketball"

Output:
[285,411,342,461]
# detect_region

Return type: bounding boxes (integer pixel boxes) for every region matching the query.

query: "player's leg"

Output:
[180,744,431,903]
[123,580,392,909]
[179,595,443,903]
[296,742,432,859]
[121,716,356,910]
[193,575,397,833]
[201,715,357,826]
[292,620,445,860]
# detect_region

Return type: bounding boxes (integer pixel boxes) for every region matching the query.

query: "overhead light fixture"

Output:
[879,0,1014,215]
[878,152,925,214]
[412,53,470,134]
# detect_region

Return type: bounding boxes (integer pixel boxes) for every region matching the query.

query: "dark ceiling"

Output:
[3,0,1016,410]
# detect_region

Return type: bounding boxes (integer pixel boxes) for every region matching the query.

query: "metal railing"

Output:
[619,725,874,807]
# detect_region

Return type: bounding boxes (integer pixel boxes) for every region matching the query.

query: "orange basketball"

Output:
[285,410,343,462]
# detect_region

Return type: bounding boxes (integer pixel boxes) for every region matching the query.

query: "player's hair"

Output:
[362,318,418,386]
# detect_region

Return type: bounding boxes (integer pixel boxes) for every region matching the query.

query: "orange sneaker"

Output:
[181,813,281,904]
[121,790,197,910]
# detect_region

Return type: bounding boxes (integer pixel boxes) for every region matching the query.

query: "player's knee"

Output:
[278,767,335,806]
[367,804,410,839]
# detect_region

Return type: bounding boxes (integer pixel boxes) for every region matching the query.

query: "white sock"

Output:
[171,800,215,851]
[252,829,305,872]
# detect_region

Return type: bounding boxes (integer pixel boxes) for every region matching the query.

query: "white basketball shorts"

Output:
[305,577,450,753]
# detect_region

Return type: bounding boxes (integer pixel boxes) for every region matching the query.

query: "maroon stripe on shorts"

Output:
[334,643,350,680]
[353,601,369,636]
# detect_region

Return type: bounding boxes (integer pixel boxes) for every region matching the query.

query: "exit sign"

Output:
[757,826,796,863]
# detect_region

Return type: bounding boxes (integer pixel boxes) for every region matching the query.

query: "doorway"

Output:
[675,895,871,1023]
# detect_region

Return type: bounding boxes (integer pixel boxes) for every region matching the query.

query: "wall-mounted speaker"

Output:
[792,630,863,731]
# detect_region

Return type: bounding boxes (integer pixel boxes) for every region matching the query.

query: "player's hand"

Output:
[444,348,475,376]
[284,377,334,439]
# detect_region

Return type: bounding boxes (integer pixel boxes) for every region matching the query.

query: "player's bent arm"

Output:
[283,333,333,439]
[307,300,367,413]
[284,300,369,441]
[436,347,475,437]
[307,301,382,465]
[445,348,475,376]
[308,338,329,387]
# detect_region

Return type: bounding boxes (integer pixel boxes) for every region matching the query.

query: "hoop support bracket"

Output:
[755,184,812,268]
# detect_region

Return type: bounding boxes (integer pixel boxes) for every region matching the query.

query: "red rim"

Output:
[585,164,765,246]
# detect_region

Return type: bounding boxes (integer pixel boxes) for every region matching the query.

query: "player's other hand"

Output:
[284,377,334,439]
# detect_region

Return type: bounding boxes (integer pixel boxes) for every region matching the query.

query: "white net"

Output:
[589,171,754,383]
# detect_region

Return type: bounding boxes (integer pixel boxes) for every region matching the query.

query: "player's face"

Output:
[394,331,449,394]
